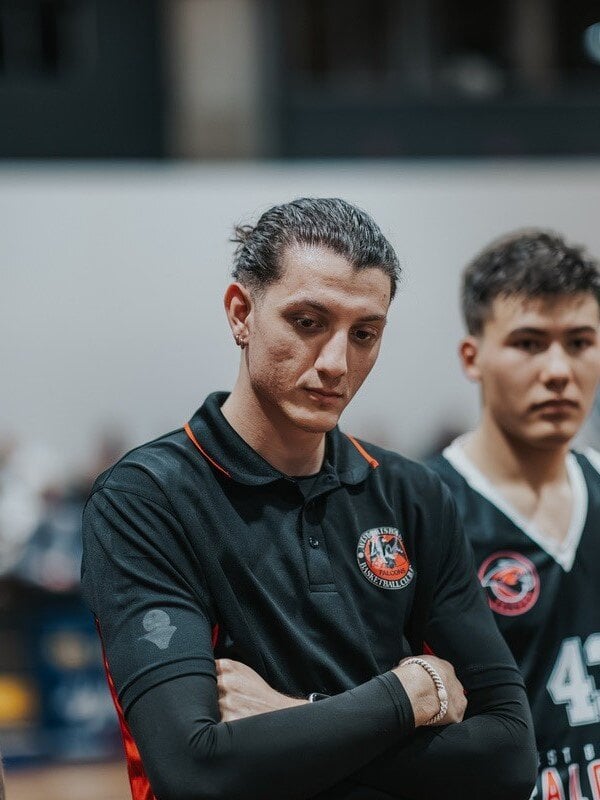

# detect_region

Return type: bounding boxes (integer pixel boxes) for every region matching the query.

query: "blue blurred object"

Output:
[30,600,121,762]
[0,586,121,767]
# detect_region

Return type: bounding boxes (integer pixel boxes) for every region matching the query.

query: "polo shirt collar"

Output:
[186,392,374,487]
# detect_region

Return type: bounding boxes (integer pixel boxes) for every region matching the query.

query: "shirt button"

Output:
[309,536,320,549]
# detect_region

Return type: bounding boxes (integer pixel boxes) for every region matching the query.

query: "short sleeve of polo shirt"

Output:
[81,470,216,715]
[422,482,522,691]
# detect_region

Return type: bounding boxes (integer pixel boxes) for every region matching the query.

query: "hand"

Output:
[215,659,306,722]
[393,655,466,728]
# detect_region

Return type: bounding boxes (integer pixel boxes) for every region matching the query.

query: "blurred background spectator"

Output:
[2,1,600,797]
[0,432,127,774]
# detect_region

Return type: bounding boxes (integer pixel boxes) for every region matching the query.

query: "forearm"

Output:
[353,682,537,800]
[128,672,415,800]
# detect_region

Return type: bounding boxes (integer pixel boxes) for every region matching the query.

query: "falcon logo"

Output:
[357,527,414,590]
[478,552,540,616]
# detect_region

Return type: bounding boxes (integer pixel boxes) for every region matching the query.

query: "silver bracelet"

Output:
[403,657,449,725]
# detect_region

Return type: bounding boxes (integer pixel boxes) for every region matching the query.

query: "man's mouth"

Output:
[305,388,345,401]
[531,399,579,412]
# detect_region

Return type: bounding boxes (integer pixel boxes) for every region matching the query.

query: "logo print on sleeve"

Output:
[478,551,540,616]
[357,527,414,590]
[139,609,177,650]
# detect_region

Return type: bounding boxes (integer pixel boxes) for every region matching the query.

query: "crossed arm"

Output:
[126,653,536,800]
[216,655,466,728]
[215,657,536,799]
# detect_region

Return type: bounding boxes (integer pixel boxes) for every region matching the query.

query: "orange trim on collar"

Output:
[346,435,379,468]
[184,422,232,479]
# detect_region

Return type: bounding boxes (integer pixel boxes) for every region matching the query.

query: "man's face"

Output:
[244,244,391,435]
[464,292,600,448]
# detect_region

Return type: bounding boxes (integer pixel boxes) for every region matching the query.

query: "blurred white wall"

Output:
[2,161,600,472]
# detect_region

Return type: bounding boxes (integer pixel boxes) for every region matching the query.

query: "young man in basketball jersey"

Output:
[428,230,600,800]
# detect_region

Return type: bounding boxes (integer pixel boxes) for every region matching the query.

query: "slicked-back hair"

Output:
[462,229,600,335]
[231,197,400,300]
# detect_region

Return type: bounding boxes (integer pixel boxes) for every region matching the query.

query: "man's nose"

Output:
[315,331,348,379]
[541,342,572,389]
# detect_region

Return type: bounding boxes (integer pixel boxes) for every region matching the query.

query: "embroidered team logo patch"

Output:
[478,551,540,616]
[357,527,414,590]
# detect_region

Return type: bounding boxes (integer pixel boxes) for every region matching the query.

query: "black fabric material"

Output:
[82,392,537,799]
[128,671,413,800]
[128,671,535,800]
[429,449,600,800]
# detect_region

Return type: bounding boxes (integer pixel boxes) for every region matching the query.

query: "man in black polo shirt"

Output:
[82,198,536,800]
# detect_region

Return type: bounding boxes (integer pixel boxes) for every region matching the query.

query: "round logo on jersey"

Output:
[357,527,414,590]
[478,551,540,616]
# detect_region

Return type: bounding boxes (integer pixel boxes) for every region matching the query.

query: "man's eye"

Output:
[294,317,320,330]
[352,329,377,344]
[569,337,593,352]
[514,339,543,353]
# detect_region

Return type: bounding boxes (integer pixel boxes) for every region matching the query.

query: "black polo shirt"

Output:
[81,392,530,800]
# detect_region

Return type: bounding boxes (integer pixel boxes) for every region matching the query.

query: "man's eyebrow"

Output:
[567,325,599,334]
[507,327,548,336]
[508,325,598,336]
[283,298,387,322]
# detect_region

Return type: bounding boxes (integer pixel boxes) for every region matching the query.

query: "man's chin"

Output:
[525,423,578,450]
[291,408,341,434]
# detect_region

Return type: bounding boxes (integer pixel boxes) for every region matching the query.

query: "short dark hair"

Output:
[231,197,400,300]
[462,228,600,334]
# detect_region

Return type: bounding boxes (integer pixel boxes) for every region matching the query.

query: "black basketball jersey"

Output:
[429,440,600,800]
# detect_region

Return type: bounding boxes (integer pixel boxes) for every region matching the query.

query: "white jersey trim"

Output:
[442,436,587,573]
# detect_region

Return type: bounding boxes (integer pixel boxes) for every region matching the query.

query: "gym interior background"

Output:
[2,1,600,797]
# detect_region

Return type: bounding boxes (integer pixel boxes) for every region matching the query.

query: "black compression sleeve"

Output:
[352,679,537,800]
[127,671,415,800]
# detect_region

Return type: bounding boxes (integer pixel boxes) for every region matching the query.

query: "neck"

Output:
[221,378,326,477]
[463,410,572,490]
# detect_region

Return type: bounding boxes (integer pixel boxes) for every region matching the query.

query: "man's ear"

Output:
[459,335,482,383]
[224,282,253,346]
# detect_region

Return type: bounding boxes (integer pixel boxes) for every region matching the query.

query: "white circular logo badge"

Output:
[357,527,414,590]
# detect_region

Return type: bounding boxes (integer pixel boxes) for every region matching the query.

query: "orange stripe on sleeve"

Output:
[95,620,156,800]
[96,620,222,800]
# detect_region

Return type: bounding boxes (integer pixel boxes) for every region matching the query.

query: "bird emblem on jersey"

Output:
[478,551,540,616]
[357,526,414,590]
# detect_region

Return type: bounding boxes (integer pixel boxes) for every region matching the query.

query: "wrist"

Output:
[393,659,447,727]
[278,695,308,710]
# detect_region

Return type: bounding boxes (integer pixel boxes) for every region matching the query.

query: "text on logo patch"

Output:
[357,527,414,590]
